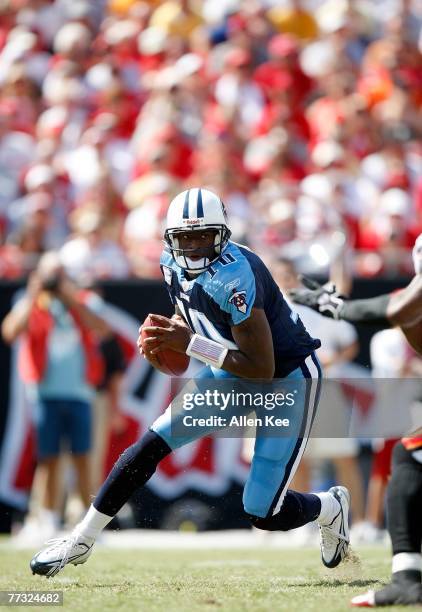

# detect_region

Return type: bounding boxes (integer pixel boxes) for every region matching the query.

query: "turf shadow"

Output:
[288,579,380,588]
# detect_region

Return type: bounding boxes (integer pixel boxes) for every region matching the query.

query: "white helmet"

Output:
[164,187,231,272]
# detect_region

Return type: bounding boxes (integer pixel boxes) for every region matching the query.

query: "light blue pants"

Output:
[151,354,322,518]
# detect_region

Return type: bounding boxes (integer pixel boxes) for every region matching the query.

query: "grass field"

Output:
[0,545,402,612]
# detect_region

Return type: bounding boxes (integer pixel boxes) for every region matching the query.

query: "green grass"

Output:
[0,546,398,611]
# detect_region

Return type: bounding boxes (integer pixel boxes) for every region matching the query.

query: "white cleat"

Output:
[318,486,350,569]
[30,533,94,578]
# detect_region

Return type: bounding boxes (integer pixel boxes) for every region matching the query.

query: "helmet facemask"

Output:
[165,225,231,273]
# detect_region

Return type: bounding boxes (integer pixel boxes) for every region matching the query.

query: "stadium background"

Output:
[0,0,421,536]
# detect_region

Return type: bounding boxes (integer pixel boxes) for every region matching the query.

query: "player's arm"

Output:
[319,276,422,328]
[289,276,392,325]
[335,293,392,326]
[288,277,388,327]
[225,307,275,379]
[141,308,275,380]
[401,322,422,355]
[290,275,422,329]
[385,275,422,328]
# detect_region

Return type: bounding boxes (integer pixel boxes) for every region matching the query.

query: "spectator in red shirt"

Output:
[254,34,314,110]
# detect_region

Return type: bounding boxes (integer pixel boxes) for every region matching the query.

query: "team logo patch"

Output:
[163,266,172,285]
[228,288,248,314]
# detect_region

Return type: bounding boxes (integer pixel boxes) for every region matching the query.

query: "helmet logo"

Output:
[182,218,206,226]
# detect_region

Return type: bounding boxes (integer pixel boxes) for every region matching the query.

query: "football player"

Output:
[30,188,351,578]
[290,234,422,607]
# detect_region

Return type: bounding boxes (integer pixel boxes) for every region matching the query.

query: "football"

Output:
[141,314,190,376]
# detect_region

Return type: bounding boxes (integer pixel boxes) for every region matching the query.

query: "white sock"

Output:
[316,491,341,526]
[74,505,113,541]
[392,553,422,574]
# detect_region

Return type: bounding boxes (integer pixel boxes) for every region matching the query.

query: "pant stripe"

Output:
[301,352,322,431]
[270,353,322,516]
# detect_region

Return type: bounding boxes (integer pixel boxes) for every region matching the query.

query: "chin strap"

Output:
[182,255,210,273]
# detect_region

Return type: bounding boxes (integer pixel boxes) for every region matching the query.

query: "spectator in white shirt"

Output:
[60,210,131,281]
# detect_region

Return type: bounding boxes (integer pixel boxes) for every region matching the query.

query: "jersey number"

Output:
[175,297,237,350]
[207,253,236,278]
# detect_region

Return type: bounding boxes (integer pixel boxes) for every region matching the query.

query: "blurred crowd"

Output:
[0,0,421,281]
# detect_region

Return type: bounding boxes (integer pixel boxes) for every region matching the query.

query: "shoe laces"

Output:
[319,523,348,550]
[44,537,69,550]
[59,532,81,570]
[43,532,82,572]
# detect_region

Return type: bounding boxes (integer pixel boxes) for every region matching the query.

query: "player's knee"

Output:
[246,492,301,532]
[247,513,276,531]
[246,511,297,532]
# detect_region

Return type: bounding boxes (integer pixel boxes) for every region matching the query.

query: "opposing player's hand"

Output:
[142,314,193,354]
[289,276,345,320]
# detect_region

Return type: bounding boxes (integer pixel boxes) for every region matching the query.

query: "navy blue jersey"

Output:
[160,241,321,377]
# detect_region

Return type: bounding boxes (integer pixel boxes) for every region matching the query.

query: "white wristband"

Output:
[186,334,229,369]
